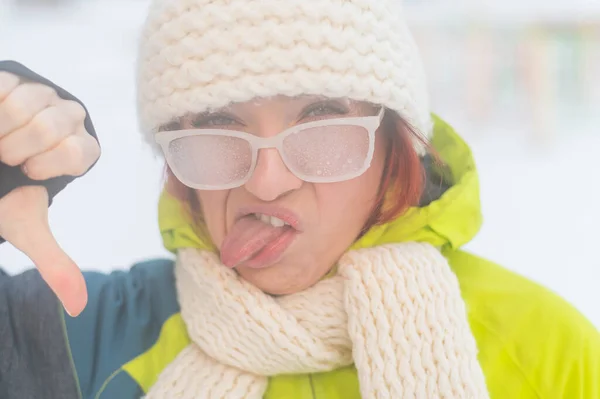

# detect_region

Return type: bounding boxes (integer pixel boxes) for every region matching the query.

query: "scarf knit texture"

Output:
[146,242,489,398]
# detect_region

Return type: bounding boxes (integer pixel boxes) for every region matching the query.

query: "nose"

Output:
[244,148,303,201]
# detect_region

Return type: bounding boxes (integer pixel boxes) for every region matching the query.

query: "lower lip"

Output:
[240,228,298,269]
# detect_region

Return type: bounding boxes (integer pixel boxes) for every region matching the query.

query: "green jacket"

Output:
[1,116,598,399]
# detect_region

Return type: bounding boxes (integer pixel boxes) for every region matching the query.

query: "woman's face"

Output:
[181,96,388,295]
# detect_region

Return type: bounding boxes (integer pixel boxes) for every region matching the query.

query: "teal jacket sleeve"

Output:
[0,259,179,399]
[0,268,80,399]
[64,258,180,399]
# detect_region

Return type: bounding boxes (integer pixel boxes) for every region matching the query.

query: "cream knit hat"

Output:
[137,0,432,153]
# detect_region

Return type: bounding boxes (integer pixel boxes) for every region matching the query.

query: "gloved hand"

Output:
[0,70,100,317]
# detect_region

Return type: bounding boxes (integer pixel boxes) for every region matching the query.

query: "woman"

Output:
[0,1,598,398]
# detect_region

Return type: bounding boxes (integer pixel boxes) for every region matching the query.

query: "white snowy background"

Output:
[1,0,599,328]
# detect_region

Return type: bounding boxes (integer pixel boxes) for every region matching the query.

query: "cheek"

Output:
[315,134,387,235]
[195,190,229,248]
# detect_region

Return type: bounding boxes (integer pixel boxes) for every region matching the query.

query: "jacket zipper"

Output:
[308,374,317,399]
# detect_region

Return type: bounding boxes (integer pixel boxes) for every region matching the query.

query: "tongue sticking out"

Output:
[220,215,291,268]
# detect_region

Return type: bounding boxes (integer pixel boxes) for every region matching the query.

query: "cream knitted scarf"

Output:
[146,243,489,398]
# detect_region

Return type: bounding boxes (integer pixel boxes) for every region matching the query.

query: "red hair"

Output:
[165,109,428,235]
[359,110,426,234]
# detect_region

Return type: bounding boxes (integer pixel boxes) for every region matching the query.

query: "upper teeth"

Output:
[255,213,289,228]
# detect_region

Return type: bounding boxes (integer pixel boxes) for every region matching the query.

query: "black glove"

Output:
[0,61,99,244]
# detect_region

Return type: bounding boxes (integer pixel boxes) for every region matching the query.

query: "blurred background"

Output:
[1,0,599,327]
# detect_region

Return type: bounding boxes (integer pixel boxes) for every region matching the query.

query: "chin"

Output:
[236,262,320,296]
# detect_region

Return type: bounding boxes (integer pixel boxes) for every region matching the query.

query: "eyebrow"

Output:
[170,97,355,130]
[159,118,183,132]
[191,104,236,118]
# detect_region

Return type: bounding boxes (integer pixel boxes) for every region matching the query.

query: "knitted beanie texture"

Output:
[137,0,432,153]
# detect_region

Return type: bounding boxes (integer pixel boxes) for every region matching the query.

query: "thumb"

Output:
[0,186,87,316]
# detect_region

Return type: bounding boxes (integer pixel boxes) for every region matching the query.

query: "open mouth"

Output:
[252,213,291,228]
[220,210,301,269]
